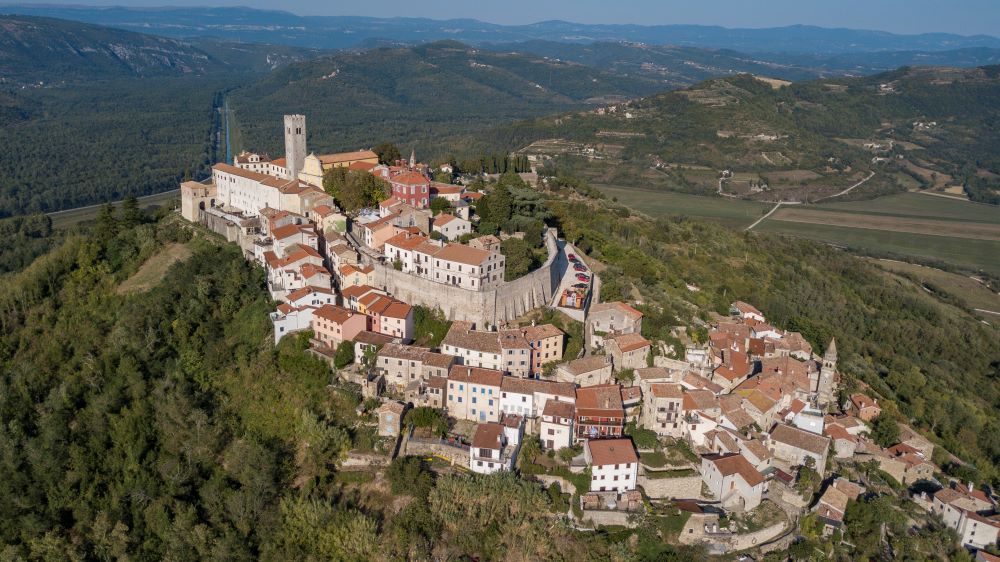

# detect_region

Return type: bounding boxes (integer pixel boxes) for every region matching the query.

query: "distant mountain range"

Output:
[0,15,324,85]
[3,5,999,54]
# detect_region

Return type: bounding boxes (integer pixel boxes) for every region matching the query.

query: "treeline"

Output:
[552,187,1000,485]
[0,213,58,274]
[0,75,243,217]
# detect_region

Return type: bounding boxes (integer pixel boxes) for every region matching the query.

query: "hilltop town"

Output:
[179,115,1000,558]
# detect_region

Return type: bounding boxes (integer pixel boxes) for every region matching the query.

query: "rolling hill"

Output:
[4,5,1000,53]
[463,65,1000,204]
[227,40,668,157]
[490,40,1000,84]
[0,15,324,86]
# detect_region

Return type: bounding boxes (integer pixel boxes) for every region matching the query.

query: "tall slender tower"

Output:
[284,114,307,181]
[409,148,416,169]
[817,338,837,409]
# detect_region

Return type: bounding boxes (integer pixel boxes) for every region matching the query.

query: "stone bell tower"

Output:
[817,338,837,409]
[284,114,307,181]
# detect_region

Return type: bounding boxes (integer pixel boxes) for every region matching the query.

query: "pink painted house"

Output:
[311,304,368,349]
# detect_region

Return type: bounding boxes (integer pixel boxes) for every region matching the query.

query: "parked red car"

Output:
[576,273,590,282]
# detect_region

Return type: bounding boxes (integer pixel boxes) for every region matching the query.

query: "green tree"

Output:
[429,197,451,216]
[334,341,355,369]
[870,413,900,447]
[373,142,401,165]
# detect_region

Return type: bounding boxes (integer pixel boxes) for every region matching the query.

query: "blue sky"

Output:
[21,0,1000,35]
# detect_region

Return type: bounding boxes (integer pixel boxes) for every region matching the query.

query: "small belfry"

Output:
[817,337,837,408]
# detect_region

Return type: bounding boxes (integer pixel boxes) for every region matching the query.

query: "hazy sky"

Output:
[18,0,1000,36]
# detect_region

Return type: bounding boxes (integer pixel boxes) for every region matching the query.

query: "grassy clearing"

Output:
[755,220,1000,276]
[770,207,1000,241]
[872,259,1000,315]
[818,192,1000,224]
[596,184,771,229]
[117,243,193,294]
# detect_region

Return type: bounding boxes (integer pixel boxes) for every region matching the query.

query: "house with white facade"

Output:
[701,453,767,511]
[540,400,575,451]
[586,438,639,493]
[446,365,503,423]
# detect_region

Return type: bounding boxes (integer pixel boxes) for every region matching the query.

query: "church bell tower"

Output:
[817,338,837,409]
[284,114,307,181]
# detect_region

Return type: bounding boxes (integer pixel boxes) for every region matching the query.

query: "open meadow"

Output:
[596,184,771,228]
[595,186,1000,275]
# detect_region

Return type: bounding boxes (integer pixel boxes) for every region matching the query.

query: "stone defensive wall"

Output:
[369,229,565,327]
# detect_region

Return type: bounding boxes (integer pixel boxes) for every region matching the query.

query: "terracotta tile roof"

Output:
[472,423,504,450]
[385,232,432,251]
[433,213,458,226]
[390,171,430,185]
[276,303,294,314]
[522,323,564,341]
[742,389,778,413]
[381,301,412,319]
[341,284,380,301]
[714,349,752,381]
[353,330,395,345]
[543,400,576,419]
[498,329,531,350]
[770,423,831,456]
[683,389,719,411]
[590,301,644,319]
[559,355,610,375]
[741,439,773,462]
[432,243,494,266]
[423,352,456,369]
[427,375,448,390]
[609,333,651,353]
[621,386,642,401]
[576,384,624,414]
[300,263,330,279]
[732,301,763,317]
[704,453,765,486]
[448,365,503,387]
[348,161,377,172]
[587,438,638,466]
[378,401,406,415]
[313,204,337,217]
[500,377,575,397]
[650,383,683,399]
[850,393,878,410]
[271,157,286,167]
[313,304,358,324]
[430,183,463,195]
[318,150,378,164]
[682,372,724,394]
[286,286,334,302]
[816,486,850,521]
[824,424,857,442]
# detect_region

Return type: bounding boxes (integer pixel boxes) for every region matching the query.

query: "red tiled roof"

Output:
[313,304,358,324]
[448,365,503,387]
[472,422,504,450]
[587,438,637,466]
[609,333,651,353]
[391,171,430,185]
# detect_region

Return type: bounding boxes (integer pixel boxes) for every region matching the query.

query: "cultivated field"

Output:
[754,220,1000,275]
[818,192,1000,223]
[596,184,772,228]
[769,207,1000,241]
